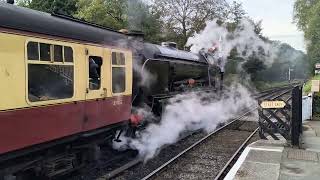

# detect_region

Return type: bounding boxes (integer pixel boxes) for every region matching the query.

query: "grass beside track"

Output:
[303,75,320,94]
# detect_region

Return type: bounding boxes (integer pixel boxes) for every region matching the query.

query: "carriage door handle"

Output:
[101,88,107,97]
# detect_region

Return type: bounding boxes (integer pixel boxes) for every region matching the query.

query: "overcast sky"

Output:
[231,0,306,51]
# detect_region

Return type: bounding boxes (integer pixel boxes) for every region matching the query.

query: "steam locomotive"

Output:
[0,2,222,179]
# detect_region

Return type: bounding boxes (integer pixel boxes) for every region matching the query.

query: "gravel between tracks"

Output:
[151,121,257,180]
[112,121,258,180]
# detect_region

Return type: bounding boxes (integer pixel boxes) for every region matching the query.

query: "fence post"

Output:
[291,86,302,146]
[299,86,303,134]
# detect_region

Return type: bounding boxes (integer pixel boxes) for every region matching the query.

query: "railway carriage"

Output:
[0,2,133,178]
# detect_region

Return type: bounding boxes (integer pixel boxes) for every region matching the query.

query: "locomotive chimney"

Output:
[7,0,14,4]
[161,42,177,49]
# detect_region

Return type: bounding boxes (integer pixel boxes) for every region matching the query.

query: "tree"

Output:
[294,0,320,73]
[17,0,78,15]
[127,0,164,44]
[293,0,319,32]
[305,2,320,70]
[242,53,266,81]
[76,0,127,29]
[76,0,163,43]
[152,0,229,48]
[228,1,246,24]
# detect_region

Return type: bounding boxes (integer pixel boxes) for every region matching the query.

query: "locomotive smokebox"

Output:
[7,0,14,4]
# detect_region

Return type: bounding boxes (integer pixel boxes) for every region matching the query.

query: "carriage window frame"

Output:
[26,41,75,103]
[111,51,126,94]
[27,42,74,63]
[54,45,63,62]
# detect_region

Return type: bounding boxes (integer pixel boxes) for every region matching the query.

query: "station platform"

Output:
[225,120,320,180]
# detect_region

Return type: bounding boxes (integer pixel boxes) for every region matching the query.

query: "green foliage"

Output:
[294,0,320,74]
[293,0,319,32]
[242,53,266,81]
[303,75,320,93]
[75,0,163,43]
[17,0,77,15]
[75,0,127,29]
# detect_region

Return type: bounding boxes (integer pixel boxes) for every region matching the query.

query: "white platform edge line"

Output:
[224,147,282,180]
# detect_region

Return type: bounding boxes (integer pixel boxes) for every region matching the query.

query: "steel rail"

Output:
[214,128,259,180]
[140,87,293,180]
[96,158,141,180]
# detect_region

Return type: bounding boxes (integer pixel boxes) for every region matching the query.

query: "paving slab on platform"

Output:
[286,149,318,161]
[280,159,320,180]
[234,162,280,180]
[245,149,283,164]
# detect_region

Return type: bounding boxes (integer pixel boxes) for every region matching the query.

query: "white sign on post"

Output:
[260,101,286,109]
[312,80,320,92]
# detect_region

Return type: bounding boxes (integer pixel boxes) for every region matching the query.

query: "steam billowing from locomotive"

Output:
[114,83,256,160]
[187,19,278,70]
[113,18,266,161]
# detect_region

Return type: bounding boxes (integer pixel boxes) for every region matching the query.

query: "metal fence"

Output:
[258,86,302,146]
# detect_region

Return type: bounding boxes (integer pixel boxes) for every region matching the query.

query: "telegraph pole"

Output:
[288,67,293,83]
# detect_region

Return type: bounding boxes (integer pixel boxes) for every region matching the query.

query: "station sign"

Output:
[312,80,320,92]
[315,63,320,69]
[260,101,286,109]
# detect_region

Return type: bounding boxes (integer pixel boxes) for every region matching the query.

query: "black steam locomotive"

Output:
[129,34,223,116]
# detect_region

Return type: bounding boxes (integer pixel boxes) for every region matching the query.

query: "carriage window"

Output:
[112,52,126,93]
[64,46,73,62]
[89,56,103,90]
[40,43,51,61]
[112,52,125,65]
[28,64,74,102]
[112,67,125,93]
[54,45,63,62]
[27,41,74,102]
[27,42,39,60]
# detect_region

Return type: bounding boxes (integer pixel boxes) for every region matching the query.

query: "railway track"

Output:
[67,85,296,180]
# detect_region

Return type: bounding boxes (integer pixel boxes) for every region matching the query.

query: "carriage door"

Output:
[83,47,110,131]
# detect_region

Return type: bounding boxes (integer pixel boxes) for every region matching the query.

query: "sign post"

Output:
[315,63,320,74]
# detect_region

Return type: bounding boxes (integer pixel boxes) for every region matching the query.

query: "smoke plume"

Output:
[114,83,256,160]
[186,19,278,68]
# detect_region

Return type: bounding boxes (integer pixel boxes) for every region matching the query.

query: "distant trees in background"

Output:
[13,0,310,82]
[17,0,77,15]
[294,0,320,74]
[256,43,309,81]
[152,0,229,46]
[16,0,244,47]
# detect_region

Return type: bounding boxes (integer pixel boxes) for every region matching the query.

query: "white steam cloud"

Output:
[187,19,278,67]
[114,83,256,160]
